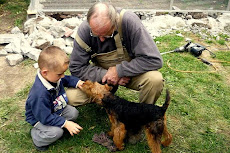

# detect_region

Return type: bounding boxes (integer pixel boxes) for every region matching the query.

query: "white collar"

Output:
[37,69,61,90]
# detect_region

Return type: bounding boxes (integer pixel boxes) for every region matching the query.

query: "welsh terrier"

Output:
[81,80,172,153]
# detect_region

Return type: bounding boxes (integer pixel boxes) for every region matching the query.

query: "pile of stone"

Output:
[139,11,230,39]
[0,15,85,66]
[0,11,230,66]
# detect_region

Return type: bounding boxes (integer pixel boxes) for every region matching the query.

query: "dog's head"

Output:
[81,80,112,105]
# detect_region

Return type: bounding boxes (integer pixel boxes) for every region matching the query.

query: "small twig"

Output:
[225,42,230,50]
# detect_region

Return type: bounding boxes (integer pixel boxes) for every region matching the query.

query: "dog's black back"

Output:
[102,90,170,133]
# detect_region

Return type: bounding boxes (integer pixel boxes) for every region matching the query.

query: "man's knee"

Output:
[66,88,90,106]
[140,71,164,88]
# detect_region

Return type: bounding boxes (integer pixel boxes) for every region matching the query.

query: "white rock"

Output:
[3,38,21,54]
[217,13,230,27]
[62,17,81,27]
[53,38,66,49]
[0,34,18,44]
[176,33,184,37]
[24,17,37,34]
[6,54,23,66]
[30,30,54,48]
[33,63,39,69]
[49,25,66,38]
[65,37,74,47]
[3,43,14,53]
[20,40,35,56]
[11,27,21,34]
[63,46,73,54]
[38,16,56,29]
[0,50,7,56]
[26,48,41,61]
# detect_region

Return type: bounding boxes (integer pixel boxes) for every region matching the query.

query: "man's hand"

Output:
[118,77,130,86]
[102,66,119,85]
[64,120,83,136]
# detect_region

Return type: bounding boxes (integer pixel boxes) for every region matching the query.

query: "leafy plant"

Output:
[217,39,226,45]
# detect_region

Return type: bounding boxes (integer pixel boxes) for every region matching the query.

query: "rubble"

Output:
[0,34,20,44]
[0,11,230,66]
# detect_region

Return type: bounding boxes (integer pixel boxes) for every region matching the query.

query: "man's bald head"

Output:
[87,2,118,31]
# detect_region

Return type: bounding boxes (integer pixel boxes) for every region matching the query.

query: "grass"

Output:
[0,33,229,152]
[1,0,230,152]
[0,0,30,28]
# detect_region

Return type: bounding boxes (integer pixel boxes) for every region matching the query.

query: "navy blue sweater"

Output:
[25,71,80,128]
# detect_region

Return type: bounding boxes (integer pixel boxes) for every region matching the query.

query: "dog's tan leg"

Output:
[113,122,127,151]
[145,126,162,153]
[107,112,116,137]
[161,115,172,146]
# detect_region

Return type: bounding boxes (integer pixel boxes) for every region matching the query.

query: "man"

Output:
[67,2,164,106]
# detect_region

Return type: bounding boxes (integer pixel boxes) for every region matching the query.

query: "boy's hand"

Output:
[77,80,84,89]
[64,120,83,136]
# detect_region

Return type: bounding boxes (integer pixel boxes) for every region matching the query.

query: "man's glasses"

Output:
[90,29,114,38]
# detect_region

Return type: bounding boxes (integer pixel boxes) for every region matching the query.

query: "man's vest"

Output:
[75,9,131,70]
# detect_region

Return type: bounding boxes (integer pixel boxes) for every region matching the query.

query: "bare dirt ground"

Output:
[0,9,36,100]
[0,55,36,99]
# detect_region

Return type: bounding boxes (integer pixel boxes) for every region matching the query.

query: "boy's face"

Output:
[41,64,68,83]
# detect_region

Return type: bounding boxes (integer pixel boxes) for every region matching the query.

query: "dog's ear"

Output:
[82,80,94,91]
[105,84,113,91]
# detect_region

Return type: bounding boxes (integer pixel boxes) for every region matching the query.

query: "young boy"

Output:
[25,46,83,151]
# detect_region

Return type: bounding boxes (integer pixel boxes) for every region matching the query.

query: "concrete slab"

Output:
[0,34,18,44]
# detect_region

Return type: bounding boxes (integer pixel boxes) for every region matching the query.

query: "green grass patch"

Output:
[1,0,30,28]
[216,39,226,45]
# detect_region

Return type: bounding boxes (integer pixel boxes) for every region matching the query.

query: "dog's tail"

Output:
[162,89,171,113]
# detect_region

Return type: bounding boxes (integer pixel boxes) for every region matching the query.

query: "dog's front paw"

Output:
[116,144,124,151]
[161,133,172,147]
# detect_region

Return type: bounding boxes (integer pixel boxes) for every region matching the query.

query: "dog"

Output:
[81,80,172,153]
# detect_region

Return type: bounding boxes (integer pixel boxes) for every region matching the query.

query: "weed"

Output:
[217,39,226,45]
[21,58,36,66]
[219,33,230,39]
[205,39,214,44]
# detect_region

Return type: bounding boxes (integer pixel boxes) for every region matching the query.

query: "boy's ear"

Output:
[40,69,48,76]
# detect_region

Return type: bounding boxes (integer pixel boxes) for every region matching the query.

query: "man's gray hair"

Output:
[87,2,118,28]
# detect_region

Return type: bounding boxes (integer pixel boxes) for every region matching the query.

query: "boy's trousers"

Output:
[31,105,79,147]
